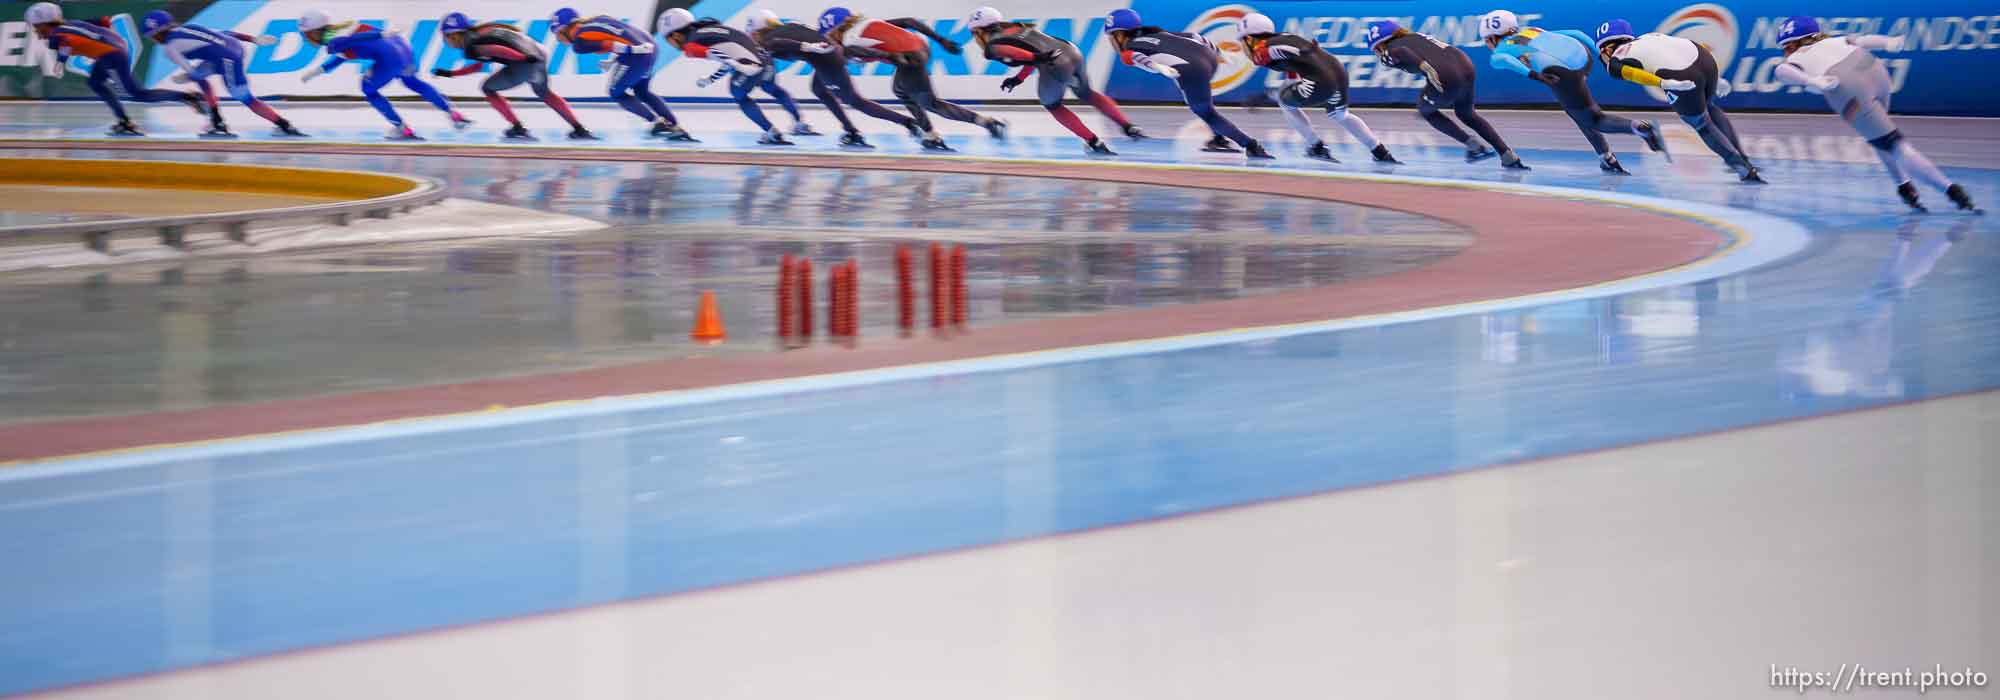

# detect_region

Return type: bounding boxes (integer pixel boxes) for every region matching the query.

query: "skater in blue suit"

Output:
[296,9,469,140]
[1479,10,1664,173]
[141,10,305,138]
[551,7,696,141]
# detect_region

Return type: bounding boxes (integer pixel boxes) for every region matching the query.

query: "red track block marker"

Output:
[847,260,860,336]
[777,254,796,339]
[895,246,914,332]
[950,245,967,327]
[929,243,945,330]
[798,258,814,337]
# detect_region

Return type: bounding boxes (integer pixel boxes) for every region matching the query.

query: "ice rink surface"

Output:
[0,101,1996,699]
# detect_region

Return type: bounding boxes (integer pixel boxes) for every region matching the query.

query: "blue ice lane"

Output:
[3,207,1997,697]
[2,200,1996,697]
[4,115,2000,695]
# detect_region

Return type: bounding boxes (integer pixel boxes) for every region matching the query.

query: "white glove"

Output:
[1658,78,1695,91]
[254,34,279,46]
[1810,75,1839,93]
[381,29,401,38]
[1156,64,1180,80]
[616,42,654,55]
[599,56,619,70]
[301,65,325,82]
[696,75,716,88]
[1714,79,1732,97]
[1884,36,1906,52]
[802,42,836,54]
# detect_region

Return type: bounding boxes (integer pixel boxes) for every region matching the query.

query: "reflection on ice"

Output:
[1779,217,1976,399]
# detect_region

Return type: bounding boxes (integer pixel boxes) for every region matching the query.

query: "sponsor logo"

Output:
[1656,3,1738,68]
[1184,4,1259,93]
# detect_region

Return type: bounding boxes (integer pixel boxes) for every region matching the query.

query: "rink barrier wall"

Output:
[0,158,446,252]
[4,1,1997,115]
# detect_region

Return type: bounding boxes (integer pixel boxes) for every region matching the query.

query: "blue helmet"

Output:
[440,12,473,35]
[1594,19,1635,47]
[1103,9,1142,34]
[140,10,175,36]
[818,7,851,34]
[1365,20,1400,48]
[551,7,580,29]
[1776,15,1820,45]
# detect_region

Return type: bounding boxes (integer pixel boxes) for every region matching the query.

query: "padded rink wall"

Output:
[3,0,1999,115]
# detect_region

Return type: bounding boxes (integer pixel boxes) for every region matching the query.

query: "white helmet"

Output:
[745,9,781,32]
[1235,12,1275,37]
[25,2,63,25]
[658,7,695,35]
[298,9,332,32]
[1478,10,1519,39]
[967,6,1003,30]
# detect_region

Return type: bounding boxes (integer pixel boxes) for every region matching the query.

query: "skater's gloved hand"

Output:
[937,39,961,54]
[431,68,453,78]
[599,56,620,70]
[1713,80,1732,97]
[300,65,324,83]
[696,75,716,88]
[253,34,279,46]
[1000,75,1023,92]
[1809,75,1839,93]
[1154,64,1180,80]
[1883,36,1906,52]
[802,42,836,54]
[1658,78,1695,92]
[614,42,654,55]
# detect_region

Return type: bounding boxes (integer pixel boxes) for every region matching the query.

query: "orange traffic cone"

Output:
[691,290,726,343]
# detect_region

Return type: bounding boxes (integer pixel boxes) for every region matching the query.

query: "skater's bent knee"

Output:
[1867,130,1904,151]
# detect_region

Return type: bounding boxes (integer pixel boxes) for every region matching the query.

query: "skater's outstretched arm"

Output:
[157,42,199,76]
[1123,48,1186,79]
[1376,44,1422,70]
[999,63,1034,91]
[433,63,483,77]
[468,44,531,62]
[1489,44,1532,77]
[1605,57,1667,87]
[887,18,958,53]
[1848,34,1905,52]
[1772,62,1837,92]
[844,44,895,62]
[986,44,1035,63]
[761,37,808,54]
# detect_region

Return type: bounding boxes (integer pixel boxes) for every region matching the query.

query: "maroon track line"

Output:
[0,143,1725,462]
